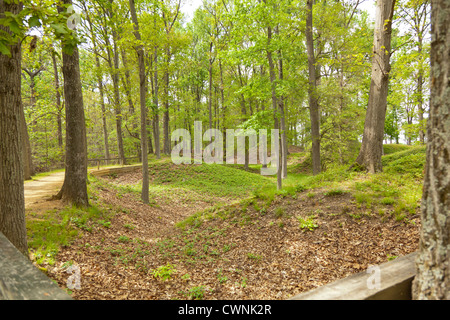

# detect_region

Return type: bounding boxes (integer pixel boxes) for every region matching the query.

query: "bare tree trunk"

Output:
[412,0,449,299]
[111,35,126,165]
[267,25,282,190]
[354,0,396,173]
[163,47,171,155]
[84,5,110,163]
[96,56,110,163]
[275,25,288,179]
[55,0,89,208]
[151,43,161,159]
[129,0,149,204]
[121,47,141,158]
[0,0,28,256]
[51,51,64,150]
[209,42,214,129]
[306,0,321,175]
[19,106,32,180]
[417,34,425,144]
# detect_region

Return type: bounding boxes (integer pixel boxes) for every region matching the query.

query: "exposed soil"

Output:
[24,172,65,210]
[39,169,420,300]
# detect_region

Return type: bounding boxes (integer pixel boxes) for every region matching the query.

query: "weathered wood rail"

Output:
[0,232,71,300]
[289,252,417,300]
[88,157,140,170]
[89,164,142,177]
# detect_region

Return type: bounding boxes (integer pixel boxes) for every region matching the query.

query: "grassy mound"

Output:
[383,144,416,155]
[382,145,426,178]
[147,162,273,198]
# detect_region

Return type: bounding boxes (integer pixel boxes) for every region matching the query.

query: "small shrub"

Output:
[188,286,206,300]
[274,207,285,218]
[297,216,318,231]
[324,188,346,196]
[117,235,130,243]
[380,197,395,205]
[151,263,176,281]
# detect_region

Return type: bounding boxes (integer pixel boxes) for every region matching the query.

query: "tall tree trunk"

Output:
[51,51,64,150]
[84,5,110,162]
[163,48,171,155]
[266,26,282,190]
[129,0,149,204]
[354,0,396,173]
[22,68,40,179]
[120,47,141,158]
[19,106,32,180]
[219,59,226,137]
[111,35,126,165]
[55,0,89,208]
[275,25,288,179]
[417,34,425,144]
[306,0,321,175]
[152,44,161,159]
[208,42,214,129]
[412,0,449,300]
[95,54,110,163]
[0,0,28,256]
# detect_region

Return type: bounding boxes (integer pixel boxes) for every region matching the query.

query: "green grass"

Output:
[382,145,426,178]
[149,162,272,198]
[383,144,415,155]
[27,205,108,265]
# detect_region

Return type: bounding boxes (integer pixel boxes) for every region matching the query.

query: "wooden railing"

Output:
[87,156,141,170]
[0,232,71,300]
[288,252,417,300]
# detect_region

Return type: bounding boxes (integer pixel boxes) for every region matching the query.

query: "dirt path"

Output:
[24,172,65,209]
[24,166,142,211]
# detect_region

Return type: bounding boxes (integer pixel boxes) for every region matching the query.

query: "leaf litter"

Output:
[45,169,420,300]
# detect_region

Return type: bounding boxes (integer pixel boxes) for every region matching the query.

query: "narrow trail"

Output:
[24,165,142,210]
[24,172,65,209]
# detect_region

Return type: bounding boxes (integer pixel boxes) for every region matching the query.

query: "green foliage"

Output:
[151,263,176,281]
[297,216,318,231]
[382,146,426,177]
[187,286,206,300]
[27,204,106,265]
[149,162,271,198]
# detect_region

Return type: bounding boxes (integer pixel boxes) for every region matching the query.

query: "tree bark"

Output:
[83,6,110,163]
[412,0,449,300]
[129,0,150,204]
[306,0,321,175]
[266,25,282,190]
[55,0,89,208]
[120,47,141,158]
[111,34,126,165]
[275,25,288,179]
[152,45,161,159]
[51,51,64,150]
[0,0,28,256]
[163,48,171,155]
[354,0,396,173]
[19,104,33,180]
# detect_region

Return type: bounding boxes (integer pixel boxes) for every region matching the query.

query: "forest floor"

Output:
[25,146,424,300]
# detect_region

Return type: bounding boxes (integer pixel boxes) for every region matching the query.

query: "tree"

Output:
[397,0,430,144]
[412,0,449,300]
[354,0,396,173]
[129,0,149,204]
[0,0,28,256]
[54,0,89,207]
[305,0,321,175]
